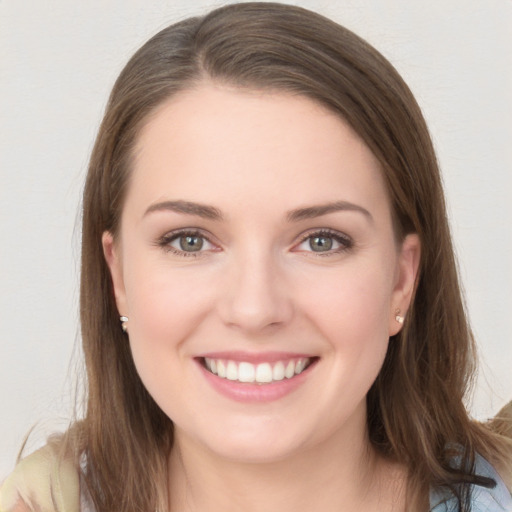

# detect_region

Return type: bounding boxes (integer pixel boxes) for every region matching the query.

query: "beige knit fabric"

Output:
[0,445,79,512]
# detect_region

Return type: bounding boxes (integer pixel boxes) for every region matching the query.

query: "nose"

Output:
[218,249,294,334]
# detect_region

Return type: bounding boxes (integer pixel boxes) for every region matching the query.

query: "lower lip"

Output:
[197,360,316,403]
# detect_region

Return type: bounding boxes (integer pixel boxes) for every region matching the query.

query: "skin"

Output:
[103,83,421,512]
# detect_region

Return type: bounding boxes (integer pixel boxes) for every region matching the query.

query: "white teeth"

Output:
[204,357,312,384]
[285,360,295,379]
[255,363,273,383]
[226,361,238,381]
[295,359,306,374]
[238,362,255,383]
[272,361,285,381]
[217,360,226,378]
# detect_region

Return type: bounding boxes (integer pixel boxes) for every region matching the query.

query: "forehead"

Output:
[127,84,390,219]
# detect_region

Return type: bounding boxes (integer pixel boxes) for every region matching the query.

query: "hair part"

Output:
[70,3,511,511]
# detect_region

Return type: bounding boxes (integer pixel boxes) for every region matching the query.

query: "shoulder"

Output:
[0,444,80,512]
[430,453,512,512]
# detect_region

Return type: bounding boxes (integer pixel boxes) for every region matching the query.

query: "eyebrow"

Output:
[143,199,372,223]
[144,200,223,220]
[286,201,373,223]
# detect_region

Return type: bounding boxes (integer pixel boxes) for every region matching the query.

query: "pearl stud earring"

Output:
[394,309,404,324]
[120,316,129,332]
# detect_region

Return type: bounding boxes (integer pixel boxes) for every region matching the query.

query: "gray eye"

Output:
[309,236,333,252]
[179,235,204,252]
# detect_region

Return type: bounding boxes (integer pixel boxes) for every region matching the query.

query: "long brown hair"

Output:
[72,3,511,511]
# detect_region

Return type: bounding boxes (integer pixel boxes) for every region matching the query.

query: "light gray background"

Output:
[1,0,511,479]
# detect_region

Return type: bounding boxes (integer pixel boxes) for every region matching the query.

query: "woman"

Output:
[1,3,511,511]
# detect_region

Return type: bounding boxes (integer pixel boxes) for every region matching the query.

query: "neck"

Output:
[168,418,407,512]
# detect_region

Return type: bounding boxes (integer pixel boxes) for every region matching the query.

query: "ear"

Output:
[389,233,421,336]
[102,231,128,317]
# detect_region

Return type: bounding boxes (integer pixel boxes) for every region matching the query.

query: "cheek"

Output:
[122,265,219,418]
[297,262,393,387]
[126,265,217,348]
[301,262,393,340]
[120,249,220,394]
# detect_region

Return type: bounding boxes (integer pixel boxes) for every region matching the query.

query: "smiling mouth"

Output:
[201,357,316,384]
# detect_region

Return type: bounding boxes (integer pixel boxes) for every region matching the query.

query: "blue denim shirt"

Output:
[430,453,512,511]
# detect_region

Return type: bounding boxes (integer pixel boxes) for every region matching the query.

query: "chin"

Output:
[179,415,311,464]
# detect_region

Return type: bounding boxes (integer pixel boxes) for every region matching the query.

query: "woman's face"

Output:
[104,84,420,463]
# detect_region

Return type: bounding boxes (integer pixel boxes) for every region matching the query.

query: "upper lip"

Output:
[195,351,316,364]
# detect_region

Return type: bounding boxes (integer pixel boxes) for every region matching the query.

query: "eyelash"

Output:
[294,229,353,256]
[157,229,216,258]
[156,228,353,258]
